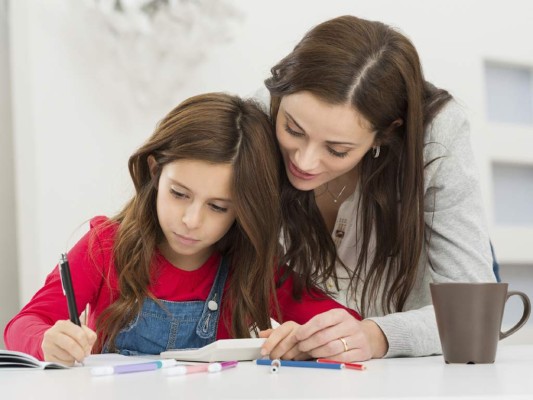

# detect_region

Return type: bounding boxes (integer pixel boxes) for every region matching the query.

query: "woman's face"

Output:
[276,91,376,191]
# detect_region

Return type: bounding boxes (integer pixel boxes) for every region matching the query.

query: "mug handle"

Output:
[500,291,531,340]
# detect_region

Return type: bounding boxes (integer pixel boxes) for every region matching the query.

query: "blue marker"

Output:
[255,359,344,371]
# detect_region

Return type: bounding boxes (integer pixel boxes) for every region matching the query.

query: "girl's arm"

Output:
[3,217,112,361]
[273,268,361,324]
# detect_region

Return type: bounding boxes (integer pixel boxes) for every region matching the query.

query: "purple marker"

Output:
[91,359,178,376]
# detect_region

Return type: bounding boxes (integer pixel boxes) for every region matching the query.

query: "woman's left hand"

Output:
[294,308,388,362]
[259,321,310,360]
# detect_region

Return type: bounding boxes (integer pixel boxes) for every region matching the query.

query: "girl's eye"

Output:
[170,189,188,199]
[327,147,349,158]
[284,123,304,137]
[209,204,228,213]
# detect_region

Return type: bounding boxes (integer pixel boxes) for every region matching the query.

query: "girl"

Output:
[4,93,360,365]
[259,16,496,361]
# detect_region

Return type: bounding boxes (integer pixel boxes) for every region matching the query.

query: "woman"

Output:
[259,15,495,361]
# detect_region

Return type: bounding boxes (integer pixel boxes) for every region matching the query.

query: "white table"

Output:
[2,345,532,400]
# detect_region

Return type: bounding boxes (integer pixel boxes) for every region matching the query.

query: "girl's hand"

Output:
[41,320,97,365]
[259,321,310,360]
[294,308,388,362]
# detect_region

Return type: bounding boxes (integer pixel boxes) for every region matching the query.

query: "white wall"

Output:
[5,0,533,340]
[0,0,18,348]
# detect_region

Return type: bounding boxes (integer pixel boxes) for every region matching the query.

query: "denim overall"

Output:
[106,257,229,356]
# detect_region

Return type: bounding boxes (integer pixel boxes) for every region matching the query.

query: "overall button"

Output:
[208,300,218,311]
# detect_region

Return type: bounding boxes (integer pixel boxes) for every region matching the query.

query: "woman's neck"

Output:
[314,166,359,233]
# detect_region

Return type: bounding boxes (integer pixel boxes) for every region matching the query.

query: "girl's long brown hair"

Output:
[95,93,281,351]
[265,16,451,316]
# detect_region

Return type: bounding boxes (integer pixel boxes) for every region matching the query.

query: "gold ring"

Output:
[339,337,349,352]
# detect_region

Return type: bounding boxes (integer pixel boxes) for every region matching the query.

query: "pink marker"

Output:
[209,361,238,372]
[165,361,238,376]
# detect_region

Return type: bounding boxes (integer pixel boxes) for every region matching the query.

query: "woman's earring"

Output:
[372,146,381,159]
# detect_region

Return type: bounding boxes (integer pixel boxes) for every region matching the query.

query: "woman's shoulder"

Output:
[425,99,469,143]
[423,99,470,159]
[250,86,270,113]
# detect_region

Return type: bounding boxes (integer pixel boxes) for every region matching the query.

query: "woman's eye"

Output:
[170,189,188,199]
[327,147,349,158]
[210,204,228,213]
[284,123,304,137]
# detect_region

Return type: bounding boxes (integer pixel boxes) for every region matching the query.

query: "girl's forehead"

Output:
[162,159,234,200]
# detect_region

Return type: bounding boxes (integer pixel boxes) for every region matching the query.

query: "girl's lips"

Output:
[288,160,318,181]
[176,234,199,246]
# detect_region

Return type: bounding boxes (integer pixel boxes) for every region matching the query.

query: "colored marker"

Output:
[270,359,281,373]
[165,361,238,376]
[209,360,238,372]
[91,359,178,376]
[255,359,344,370]
[317,358,366,371]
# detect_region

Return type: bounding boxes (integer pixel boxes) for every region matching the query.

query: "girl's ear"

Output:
[147,155,158,178]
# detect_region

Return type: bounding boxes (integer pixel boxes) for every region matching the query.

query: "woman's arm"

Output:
[372,102,495,358]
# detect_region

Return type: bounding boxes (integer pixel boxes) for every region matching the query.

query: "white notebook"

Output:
[0,350,68,370]
[160,338,266,362]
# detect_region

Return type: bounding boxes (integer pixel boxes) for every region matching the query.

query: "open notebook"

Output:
[1,350,160,370]
[0,350,68,370]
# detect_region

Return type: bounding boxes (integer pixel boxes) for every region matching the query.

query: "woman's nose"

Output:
[294,144,319,172]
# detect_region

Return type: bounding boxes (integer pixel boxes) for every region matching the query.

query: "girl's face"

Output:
[276,91,376,191]
[153,159,236,271]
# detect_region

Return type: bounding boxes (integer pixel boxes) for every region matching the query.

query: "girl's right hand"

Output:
[41,320,97,365]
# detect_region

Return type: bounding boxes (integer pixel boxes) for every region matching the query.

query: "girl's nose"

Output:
[182,204,202,229]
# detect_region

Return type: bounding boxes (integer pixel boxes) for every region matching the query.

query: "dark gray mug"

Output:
[430,282,531,364]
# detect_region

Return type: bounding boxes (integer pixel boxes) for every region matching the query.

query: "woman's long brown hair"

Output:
[94,93,282,351]
[265,16,451,316]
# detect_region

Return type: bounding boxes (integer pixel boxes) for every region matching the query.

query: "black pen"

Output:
[59,253,81,326]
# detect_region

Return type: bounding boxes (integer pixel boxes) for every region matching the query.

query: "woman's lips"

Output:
[287,160,318,181]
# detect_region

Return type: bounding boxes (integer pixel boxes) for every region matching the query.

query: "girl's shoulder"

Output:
[86,216,119,255]
[89,216,118,236]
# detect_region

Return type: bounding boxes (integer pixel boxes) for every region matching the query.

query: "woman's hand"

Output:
[294,309,388,362]
[259,321,310,360]
[41,320,97,365]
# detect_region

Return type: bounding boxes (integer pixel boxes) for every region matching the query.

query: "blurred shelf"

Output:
[491,227,533,265]
[488,124,533,165]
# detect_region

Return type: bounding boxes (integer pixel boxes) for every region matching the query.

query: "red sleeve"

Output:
[3,216,116,360]
[274,267,361,324]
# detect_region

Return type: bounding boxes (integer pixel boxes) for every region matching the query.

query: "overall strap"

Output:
[196,256,229,339]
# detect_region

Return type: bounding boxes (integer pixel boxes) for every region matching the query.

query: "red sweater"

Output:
[4,217,360,360]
